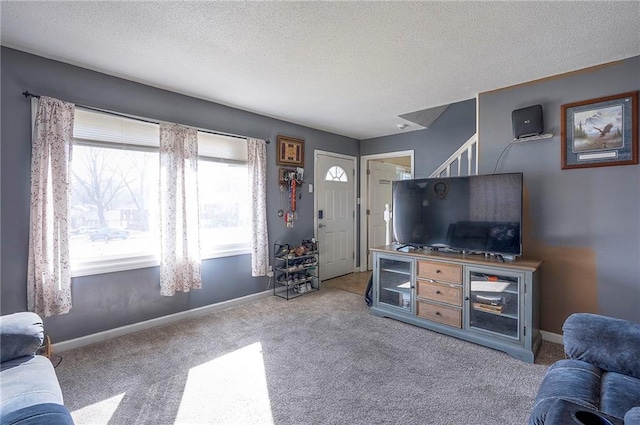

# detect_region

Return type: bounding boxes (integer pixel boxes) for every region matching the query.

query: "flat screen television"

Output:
[392,173,523,257]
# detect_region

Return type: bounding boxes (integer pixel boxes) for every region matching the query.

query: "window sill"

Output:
[71,245,251,278]
[72,255,159,278]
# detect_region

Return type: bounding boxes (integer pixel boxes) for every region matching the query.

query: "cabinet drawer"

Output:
[417,300,461,328]
[417,280,462,306]
[417,260,462,284]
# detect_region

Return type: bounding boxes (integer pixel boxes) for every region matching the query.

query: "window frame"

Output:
[325,165,349,182]
[196,155,252,261]
[51,105,252,277]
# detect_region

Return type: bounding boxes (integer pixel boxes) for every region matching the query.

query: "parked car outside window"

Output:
[71,226,100,235]
[89,228,130,241]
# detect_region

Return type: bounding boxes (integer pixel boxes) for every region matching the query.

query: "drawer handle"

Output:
[435,311,442,316]
[435,290,442,295]
[436,269,441,274]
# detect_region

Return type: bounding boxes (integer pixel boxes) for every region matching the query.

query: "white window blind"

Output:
[73,108,247,162]
[198,131,247,162]
[73,108,160,148]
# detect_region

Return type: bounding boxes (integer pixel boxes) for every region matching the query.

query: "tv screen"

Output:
[392,173,523,256]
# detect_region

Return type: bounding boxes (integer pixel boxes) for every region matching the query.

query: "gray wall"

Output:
[478,56,640,332]
[361,99,477,178]
[357,99,477,267]
[7,46,626,342]
[0,47,359,342]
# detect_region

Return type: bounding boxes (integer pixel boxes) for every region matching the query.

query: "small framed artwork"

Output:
[278,167,296,184]
[277,135,305,167]
[561,91,638,169]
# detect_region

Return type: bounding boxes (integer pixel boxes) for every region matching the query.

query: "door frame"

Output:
[314,150,358,278]
[359,150,414,271]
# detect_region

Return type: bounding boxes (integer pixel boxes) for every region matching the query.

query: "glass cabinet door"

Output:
[468,270,520,340]
[377,257,413,312]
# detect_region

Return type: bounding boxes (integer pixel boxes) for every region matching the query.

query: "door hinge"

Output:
[524,283,527,294]
[367,169,371,175]
[524,326,527,336]
[366,209,370,215]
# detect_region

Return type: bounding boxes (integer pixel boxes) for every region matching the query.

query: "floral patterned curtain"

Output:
[159,123,202,296]
[248,138,269,276]
[27,96,75,317]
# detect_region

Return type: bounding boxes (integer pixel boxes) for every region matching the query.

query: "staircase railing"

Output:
[385,133,479,245]
[429,133,478,178]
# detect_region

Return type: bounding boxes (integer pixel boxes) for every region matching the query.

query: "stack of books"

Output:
[472,301,504,313]
[472,293,506,313]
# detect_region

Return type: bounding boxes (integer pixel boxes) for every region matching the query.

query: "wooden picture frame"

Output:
[561,91,638,169]
[276,135,305,167]
[278,167,296,184]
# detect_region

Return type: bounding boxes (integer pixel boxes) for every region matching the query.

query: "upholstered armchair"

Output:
[0,312,74,424]
[529,313,640,425]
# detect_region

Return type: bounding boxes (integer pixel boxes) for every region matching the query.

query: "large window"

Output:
[69,108,250,276]
[197,132,250,256]
[70,145,159,265]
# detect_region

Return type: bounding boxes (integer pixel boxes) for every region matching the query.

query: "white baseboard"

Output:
[540,330,563,345]
[53,290,272,353]
[52,290,565,353]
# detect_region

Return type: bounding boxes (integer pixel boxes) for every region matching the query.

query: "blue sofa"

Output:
[529,313,640,425]
[0,312,74,425]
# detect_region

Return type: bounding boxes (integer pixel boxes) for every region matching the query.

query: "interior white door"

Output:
[367,161,397,270]
[316,153,355,280]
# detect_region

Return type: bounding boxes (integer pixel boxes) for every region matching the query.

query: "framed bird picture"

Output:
[561,91,638,169]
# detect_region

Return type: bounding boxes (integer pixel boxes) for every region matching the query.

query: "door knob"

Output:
[318,223,326,228]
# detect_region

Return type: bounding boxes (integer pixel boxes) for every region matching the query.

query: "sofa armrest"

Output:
[563,313,640,380]
[625,407,640,425]
[2,403,74,425]
[0,312,44,363]
[529,398,624,425]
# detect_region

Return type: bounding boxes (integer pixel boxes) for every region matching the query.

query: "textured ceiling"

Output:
[1,1,639,140]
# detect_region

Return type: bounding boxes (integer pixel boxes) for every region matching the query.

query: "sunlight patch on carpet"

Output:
[71,392,125,424]
[175,342,274,424]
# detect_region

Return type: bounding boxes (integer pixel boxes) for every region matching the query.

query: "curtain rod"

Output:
[22,91,270,144]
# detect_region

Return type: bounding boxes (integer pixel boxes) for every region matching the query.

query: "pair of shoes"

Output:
[275,244,290,259]
[302,258,317,267]
[275,273,294,286]
[302,239,317,252]
[294,245,307,256]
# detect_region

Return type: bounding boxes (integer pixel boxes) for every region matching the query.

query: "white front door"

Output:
[367,161,397,269]
[315,152,356,280]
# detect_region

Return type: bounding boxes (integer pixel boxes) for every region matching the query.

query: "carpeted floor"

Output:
[55,284,563,425]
